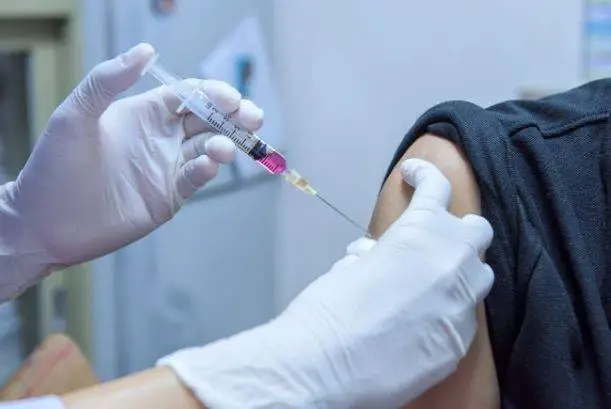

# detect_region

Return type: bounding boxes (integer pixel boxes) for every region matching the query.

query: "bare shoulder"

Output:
[369,133,480,236]
[369,133,500,409]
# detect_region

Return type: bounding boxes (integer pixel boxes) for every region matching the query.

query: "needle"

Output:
[281,169,372,238]
[315,194,371,237]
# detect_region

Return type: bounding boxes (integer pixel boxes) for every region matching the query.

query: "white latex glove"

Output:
[0,43,263,300]
[159,158,495,409]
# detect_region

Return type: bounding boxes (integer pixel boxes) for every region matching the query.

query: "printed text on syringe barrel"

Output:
[200,98,286,173]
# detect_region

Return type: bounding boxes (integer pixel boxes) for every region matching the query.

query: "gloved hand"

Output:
[158,158,495,409]
[0,43,263,300]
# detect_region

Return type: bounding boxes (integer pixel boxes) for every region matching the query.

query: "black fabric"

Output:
[382,79,611,408]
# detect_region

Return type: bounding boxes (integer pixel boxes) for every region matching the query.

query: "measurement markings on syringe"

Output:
[202,107,255,150]
[206,113,225,131]
[231,129,258,152]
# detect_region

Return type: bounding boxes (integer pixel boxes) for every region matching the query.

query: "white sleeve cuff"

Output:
[0,396,65,409]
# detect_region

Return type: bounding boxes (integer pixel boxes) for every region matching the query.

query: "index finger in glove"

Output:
[327,237,377,272]
[161,79,239,116]
[459,260,495,304]
[346,237,377,257]
[461,214,494,257]
[401,158,452,211]
[159,79,264,138]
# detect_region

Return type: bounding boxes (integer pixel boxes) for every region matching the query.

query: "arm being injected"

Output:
[143,55,368,235]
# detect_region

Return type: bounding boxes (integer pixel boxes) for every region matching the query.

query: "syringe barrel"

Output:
[143,56,199,107]
[142,55,287,175]
[143,55,178,86]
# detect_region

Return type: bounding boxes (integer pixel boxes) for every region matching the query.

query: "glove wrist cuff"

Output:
[0,182,54,301]
[157,316,344,409]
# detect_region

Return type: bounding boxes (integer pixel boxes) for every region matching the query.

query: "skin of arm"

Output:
[61,367,204,409]
[369,133,500,409]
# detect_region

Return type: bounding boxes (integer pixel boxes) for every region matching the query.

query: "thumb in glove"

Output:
[66,43,155,117]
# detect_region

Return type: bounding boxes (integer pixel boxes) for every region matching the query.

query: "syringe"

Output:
[142,55,368,235]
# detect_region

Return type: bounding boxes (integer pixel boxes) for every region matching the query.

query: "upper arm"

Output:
[369,133,500,409]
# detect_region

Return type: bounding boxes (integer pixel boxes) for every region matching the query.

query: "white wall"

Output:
[273,0,583,308]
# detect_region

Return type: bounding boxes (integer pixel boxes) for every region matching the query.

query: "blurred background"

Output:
[0,0,595,384]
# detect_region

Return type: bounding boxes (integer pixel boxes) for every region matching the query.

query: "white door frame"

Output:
[0,1,89,358]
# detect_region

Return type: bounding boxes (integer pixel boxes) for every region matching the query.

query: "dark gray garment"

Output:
[382,80,611,409]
